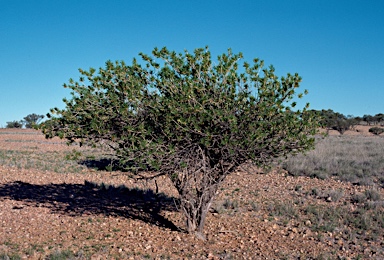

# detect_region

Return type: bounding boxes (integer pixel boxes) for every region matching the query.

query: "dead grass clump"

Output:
[327,189,344,202]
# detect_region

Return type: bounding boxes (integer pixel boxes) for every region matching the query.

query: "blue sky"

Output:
[1,0,383,127]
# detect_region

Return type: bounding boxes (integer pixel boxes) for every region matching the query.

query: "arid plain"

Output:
[0,127,383,259]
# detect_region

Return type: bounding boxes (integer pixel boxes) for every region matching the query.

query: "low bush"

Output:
[369,127,384,135]
[6,121,23,128]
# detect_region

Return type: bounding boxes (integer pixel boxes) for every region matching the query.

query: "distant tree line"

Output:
[306,109,384,135]
[5,113,44,129]
[3,111,383,135]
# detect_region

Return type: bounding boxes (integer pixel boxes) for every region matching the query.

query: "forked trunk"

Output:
[170,145,235,239]
[180,187,216,240]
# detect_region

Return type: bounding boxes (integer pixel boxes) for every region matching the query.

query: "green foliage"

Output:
[41,47,318,169]
[374,113,384,124]
[40,46,318,236]
[363,114,375,125]
[23,113,44,128]
[6,120,23,128]
[314,109,358,134]
[369,127,384,135]
[65,149,82,161]
[4,114,44,129]
[361,113,384,126]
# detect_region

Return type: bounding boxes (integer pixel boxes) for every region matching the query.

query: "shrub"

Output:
[40,46,318,238]
[369,127,384,135]
[6,120,23,128]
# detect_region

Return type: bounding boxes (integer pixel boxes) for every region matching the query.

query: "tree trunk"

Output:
[170,145,235,239]
[181,191,215,240]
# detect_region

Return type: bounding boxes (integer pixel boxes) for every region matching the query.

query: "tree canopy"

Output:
[23,113,44,128]
[40,47,319,238]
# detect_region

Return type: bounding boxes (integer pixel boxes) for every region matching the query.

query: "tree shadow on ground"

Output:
[79,158,123,171]
[79,158,151,172]
[0,180,179,231]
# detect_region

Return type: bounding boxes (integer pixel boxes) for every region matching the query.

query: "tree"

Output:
[373,113,384,125]
[6,120,23,128]
[332,118,352,134]
[23,113,44,128]
[317,109,354,134]
[40,47,318,239]
[363,114,374,126]
[317,109,336,129]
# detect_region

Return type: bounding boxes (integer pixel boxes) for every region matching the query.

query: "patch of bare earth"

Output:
[0,129,383,259]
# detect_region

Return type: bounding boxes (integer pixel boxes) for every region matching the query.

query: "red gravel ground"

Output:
[0,129,383,259]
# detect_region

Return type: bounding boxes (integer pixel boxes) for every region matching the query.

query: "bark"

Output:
[180,188,216,240]
[168,145,236,239]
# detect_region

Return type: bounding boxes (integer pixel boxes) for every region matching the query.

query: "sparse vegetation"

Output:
[281,135,384,187]
[0,119,383,258]
[46,249,75,260]
[5,121,23,129]
[0,149,89,173]
[308,109,358,134]
[0,252,21,260]
[4,113,44,129]
[268,200,298,218]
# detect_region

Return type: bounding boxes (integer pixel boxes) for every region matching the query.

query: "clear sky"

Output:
[1,0,383,127]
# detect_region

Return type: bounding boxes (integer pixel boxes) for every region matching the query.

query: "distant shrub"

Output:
[369,127,384,135]
[6,120,23,128]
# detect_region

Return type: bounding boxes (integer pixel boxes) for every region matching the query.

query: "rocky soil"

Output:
[0,129,383,259]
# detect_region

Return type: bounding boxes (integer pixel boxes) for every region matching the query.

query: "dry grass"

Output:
[279,135,384,250]
[281,135,384,187]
